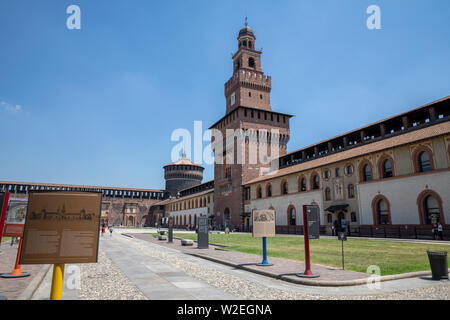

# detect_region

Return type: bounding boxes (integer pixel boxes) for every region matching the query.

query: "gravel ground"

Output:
[79,250,147,300]
[117,235,449,300]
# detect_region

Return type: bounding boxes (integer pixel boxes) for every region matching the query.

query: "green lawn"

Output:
[164,233,449,275]
[1,237,11,244]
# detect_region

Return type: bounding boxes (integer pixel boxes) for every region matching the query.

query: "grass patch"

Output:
[164,233,449,275]
[1,237,11,244]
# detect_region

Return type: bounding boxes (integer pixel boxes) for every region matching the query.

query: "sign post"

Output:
[297,205,320,278]
[19,191,102,300]
[168,217,174,243]
[0,192,10,244]
[252,209,275,266]
[197,216,209,249]
[0,198,30,278]
[50,264,65,300]
[338,232,347,270]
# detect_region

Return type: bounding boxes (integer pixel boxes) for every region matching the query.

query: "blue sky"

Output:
[0,0,449,189]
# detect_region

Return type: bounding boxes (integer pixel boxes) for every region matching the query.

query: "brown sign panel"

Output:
[252,209,276,238]
[19,191,102,265]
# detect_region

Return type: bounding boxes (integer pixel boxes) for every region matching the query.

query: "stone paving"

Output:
[0,242,44,300]
[11,229,450,300]
[130,233,370,283]
[114,232,450,300]
[100,235,238,300]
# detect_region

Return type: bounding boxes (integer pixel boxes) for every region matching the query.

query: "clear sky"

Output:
[0,0,449,190]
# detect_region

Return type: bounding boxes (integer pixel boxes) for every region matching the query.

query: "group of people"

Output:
[101,224,113,237]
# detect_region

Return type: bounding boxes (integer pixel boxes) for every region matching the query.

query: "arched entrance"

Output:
[128,215,134,227]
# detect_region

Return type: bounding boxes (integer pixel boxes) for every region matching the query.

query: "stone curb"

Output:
[188,253,450,287]
[15,264,52,300]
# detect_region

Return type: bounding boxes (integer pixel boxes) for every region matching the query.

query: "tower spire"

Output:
[245,16,248,27]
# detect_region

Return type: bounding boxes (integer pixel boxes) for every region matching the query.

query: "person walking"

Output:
[437,222,443,240]
[101,224,106,237]
[109,226,113,237]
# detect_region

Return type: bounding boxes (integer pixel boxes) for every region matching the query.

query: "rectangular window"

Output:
[231,92,236,105]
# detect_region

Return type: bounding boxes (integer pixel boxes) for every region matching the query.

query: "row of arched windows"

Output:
[173,214,201,226]
[372,189,444,225]
[256,173,321,199]
[360,146,435,182]
[171,195,211,211]
[254,145,439,199]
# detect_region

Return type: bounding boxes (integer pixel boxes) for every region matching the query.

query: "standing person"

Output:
[333,220,338,236]
[437,222,443,240]
[109,226,113,237]
[432,224,438,240]
[101,224,105,237]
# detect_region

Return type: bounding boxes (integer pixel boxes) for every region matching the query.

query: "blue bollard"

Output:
[258,237,273,266]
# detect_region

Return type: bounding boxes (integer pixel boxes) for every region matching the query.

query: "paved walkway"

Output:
[0,242,44,300]
[100,235,238,300]
[131,233,370,284]
[24,229,450,300]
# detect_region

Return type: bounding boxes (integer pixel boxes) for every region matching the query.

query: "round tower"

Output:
[163,153,204,197]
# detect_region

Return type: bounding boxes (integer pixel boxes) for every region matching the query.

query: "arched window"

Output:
[324,170,330,179]
[346,164,354,176]
[266,184,272,197]
[312,174,320,189]
[248,57,255,68]
[288,206,296,226]
[299,178,307,192]
[424,195,440,225]
[325,188,331,201]
[382,159,393,178]
[243,40,247,47]
[363,164,372,181]
[419,152,432,172]
[281,181,288,195]
[327,214,332,223]
[376,199,390,225]
[348,184,355,198]
[248,40,252,48]
[257,186,262,199]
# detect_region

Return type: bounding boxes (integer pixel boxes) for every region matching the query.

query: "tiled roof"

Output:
[245,121,450,185]
[158,188,214,206]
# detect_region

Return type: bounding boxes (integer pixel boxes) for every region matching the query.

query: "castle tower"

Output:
[210,20,292,230]
[163,152,204,197]
[225,18,272,114]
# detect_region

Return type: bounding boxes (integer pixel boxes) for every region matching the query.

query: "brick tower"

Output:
[210,20,292,231]
[163,152,204,197]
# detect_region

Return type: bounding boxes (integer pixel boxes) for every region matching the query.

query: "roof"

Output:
[209,105,294,129]
[282,96,450,159]
[245,120,450,185]
[155,188,214,207]
[0,180,164,193]
[164,153,204,168]
[239,25,254,37]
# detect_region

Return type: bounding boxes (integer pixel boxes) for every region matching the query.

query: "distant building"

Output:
[0,181,165,227]
[163,152,204,198]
